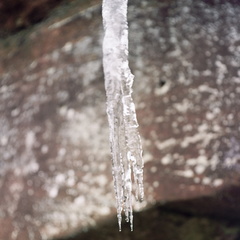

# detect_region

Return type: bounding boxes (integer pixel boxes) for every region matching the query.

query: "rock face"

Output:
[53,201,240,240]
[0,0,240,239]
[0,0,66,37]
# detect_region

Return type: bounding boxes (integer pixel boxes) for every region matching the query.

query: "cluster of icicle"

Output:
[102,0,144,231]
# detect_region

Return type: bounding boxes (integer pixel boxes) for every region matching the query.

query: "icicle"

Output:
[102,0,144,231]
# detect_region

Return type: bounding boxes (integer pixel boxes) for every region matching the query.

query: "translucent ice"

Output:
[102,0,144,231]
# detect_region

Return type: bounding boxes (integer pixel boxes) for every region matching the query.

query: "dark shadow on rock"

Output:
[53,186,240,240]
[163,185,240,222]
[202,0,240,5]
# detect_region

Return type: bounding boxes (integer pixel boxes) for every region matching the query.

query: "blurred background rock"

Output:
[0,0,240,239]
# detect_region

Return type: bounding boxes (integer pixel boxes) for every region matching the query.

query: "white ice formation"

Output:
[102,0,144,231]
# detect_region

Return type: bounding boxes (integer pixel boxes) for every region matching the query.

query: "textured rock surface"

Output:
[0,0,240,239]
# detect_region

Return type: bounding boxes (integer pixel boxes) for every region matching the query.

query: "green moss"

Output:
[179,218,217,240]
[222,226,239,235]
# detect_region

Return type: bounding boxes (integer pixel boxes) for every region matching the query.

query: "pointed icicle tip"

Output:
[118,217,122,232]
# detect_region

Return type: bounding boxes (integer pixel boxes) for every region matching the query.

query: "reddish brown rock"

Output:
[0,0,240,239]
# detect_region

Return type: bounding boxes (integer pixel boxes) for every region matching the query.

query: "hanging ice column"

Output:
[102,0,144,231]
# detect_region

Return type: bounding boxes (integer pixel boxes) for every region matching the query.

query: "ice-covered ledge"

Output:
[0,0,240,239]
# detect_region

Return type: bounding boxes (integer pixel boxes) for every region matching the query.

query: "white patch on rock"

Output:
[195,165,206,175]
[154,81,171,96]
[48,186,59,198]
[202,177,211,185]
[153,181,159,188]
[62,42,73,52]
[155,138,177,150]
[0,136,8,146]
[11,108,20,117]
[143,152,153,163]
[94,175,108,187]
[41,145,49,154]
[47,67,56,76]
[150,166,157,173]
[161,154,173,165]
[25,131,35,150]
[98,207,111,216]
[74,196,86,206]
[212,178,223,187]
[175,169,194,178]
[181,132,217,148]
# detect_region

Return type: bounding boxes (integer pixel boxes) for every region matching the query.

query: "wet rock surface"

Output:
[0,0,240,239]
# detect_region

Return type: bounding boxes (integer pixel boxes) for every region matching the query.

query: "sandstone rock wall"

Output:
[0,0,240,239]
